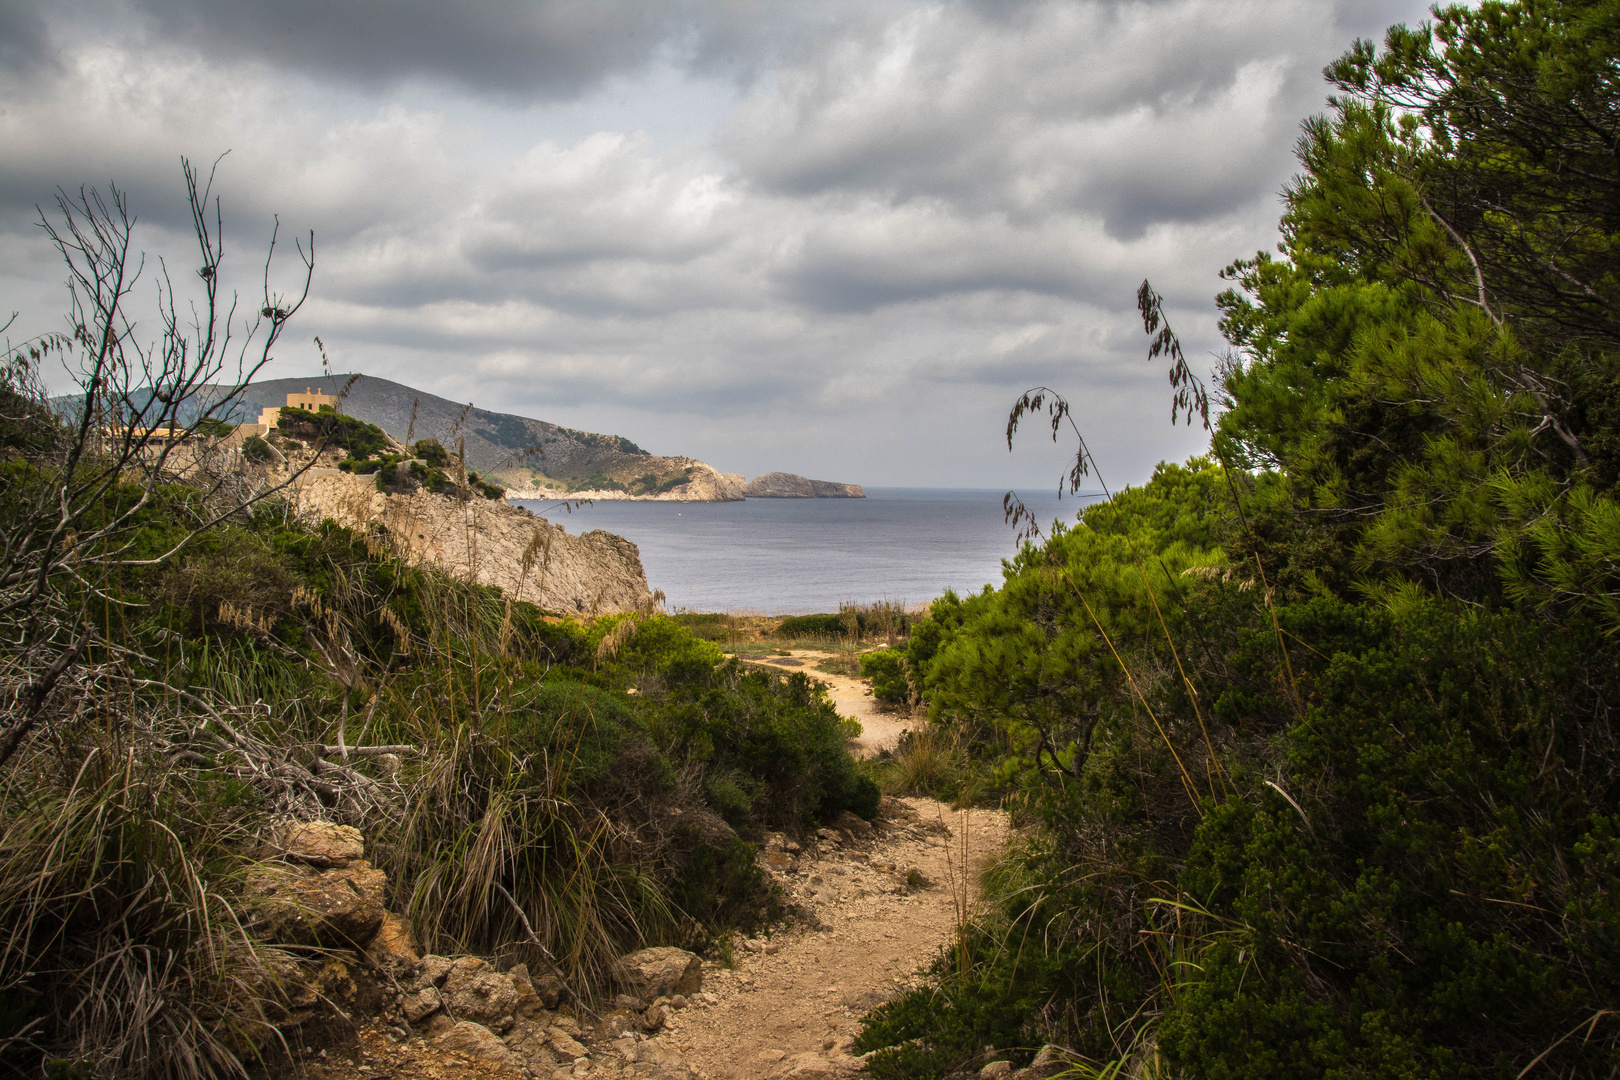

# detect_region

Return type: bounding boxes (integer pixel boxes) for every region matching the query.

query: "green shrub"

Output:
[240,434,274,463]
[859,648,909,703]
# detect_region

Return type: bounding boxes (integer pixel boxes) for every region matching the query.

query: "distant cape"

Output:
[743,472,864,498]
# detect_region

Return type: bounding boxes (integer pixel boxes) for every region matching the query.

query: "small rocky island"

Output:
[743,472,865,498]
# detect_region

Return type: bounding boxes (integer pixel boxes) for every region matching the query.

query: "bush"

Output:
[859,648,909,703]
[240,434,274,464]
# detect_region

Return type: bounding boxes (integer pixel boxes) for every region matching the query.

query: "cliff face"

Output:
[743,472,866,498]
[292,471,655,614]
[501,460,746,502]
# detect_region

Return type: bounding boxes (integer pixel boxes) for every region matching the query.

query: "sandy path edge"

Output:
[740,650,915,758]
[666,796,1009,1080]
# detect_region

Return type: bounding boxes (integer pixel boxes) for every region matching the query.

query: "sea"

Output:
[510,487,1096,614]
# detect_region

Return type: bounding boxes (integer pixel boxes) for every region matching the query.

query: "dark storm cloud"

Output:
[80,0,676,98]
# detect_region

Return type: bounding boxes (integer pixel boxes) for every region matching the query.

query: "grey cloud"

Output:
[1,0,1440,489]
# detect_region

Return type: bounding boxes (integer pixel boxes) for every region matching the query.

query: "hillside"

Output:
[233,374,728,497]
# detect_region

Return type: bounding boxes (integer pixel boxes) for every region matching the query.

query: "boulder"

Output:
[401,985,442,1024]
[435,1021,521,1073]
[980,1063,1014,1079]
[547,1026,589,1060]
[244,860,387,947]
[506,964,551,1020]
[442,956,520,1032]
[502,1017,559,1071]
[414,954,455,988]
[615,947,702,1004]
[366,911,419,964]
[274,820,365,866]
[531,972,565,1009]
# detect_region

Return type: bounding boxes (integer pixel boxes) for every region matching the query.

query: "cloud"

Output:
[0,0,1439,488]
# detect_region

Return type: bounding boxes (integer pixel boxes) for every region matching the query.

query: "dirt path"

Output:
[747,650,914,758]
[663,797,1008,1080]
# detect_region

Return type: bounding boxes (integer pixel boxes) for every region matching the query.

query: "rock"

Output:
[741,938,764,953]
[503,1017,559,1071]
[1010,1045,1074,1079]
[414,954,455,988]
[757,1050,787,1063]
[667,994,687,1009]
[531,972,565,1009]
[616,947,702,1003]
[294,472,657,614]
[832,811,874,840]
[743,473,865,499]
[612,993,646,1013]
[775,1051,840,1079]
[366,911,419,964]
[272,819,365,866]
[547,1027,589,1060]
[443,956,520,1031]
[401,985,442,1023]
[435,1020,521,1073]
[508,965,551,1020]
[244,860,387,947]
[981,1063,1014,1078]
[641,1004,665,1031]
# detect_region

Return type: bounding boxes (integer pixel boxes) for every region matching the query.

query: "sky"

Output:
[0,0,1436,488]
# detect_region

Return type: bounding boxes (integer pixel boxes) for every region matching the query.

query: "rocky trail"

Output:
[271,666,1024,1080]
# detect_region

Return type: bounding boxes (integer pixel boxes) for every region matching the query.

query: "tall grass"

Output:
[0,723,291,1079]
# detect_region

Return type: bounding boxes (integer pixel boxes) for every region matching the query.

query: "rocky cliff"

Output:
[292,470,656,614]
[743,472,865,498]
[502,460,746,502]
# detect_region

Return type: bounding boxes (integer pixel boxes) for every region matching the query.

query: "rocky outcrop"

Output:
[615,947,704,1003]
[743,472,865,498]
[501,459,746,502]
[291,470,656,614]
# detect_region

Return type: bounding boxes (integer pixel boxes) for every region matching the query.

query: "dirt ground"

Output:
[670,797,1008,1080]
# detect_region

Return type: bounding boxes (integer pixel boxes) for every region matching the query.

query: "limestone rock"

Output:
[615,947,702,1003]
[435,1020,521,1073]
[743,473,865,499]
[547,1027,589,1060]
[414,954,455,988]
[531,972,565,1010]
[401,985,442,1024]
[508,964,550,1019]
[273,820,365,866]
[366,911,419,963]
[244,860,387,947]
[443,956,520,1031]
[774,1051,842,1079]
[292,472,656,614]
[503,1017,559,1071]
[980,1063,1014,1079]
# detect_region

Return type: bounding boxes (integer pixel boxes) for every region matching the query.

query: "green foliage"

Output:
[239,434,274,464]
[275,405,389,460]
[858,648,908,703]
[413,438,450,466]
[855,5,1620,1076]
